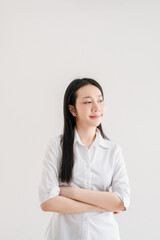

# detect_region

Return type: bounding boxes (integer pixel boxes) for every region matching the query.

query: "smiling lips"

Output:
[90,115,101,119]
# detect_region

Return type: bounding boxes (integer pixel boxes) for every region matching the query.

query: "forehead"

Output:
[76,84,102,98]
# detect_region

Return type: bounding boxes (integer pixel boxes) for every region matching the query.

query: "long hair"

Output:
[59,78,110,183]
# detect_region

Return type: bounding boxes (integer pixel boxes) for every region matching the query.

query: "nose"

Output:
[92,102,100,112]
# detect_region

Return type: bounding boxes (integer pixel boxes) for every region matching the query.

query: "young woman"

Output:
[38,78,131,240]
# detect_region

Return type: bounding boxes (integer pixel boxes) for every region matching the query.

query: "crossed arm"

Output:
[41,186,124,214]
[60,186,125,212]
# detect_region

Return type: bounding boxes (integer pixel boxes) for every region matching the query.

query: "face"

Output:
[69,84,105,128]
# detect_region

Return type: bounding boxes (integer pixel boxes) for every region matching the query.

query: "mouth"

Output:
[90,115,101,119]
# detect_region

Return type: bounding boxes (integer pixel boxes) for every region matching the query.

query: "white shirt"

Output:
[38,127,131,240]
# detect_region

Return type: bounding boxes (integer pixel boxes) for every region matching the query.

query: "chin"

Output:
[90,121,102,127]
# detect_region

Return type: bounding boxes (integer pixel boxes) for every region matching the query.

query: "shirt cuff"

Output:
[113,189,130,211]
[38,186,60,205]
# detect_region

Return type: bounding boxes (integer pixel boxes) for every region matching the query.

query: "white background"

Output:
[1,0,160,239]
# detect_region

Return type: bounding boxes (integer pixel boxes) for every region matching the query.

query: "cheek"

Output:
[76,106,88,117]
[100,103,104,109]
[81,107,91,118]
[101,105,105,115]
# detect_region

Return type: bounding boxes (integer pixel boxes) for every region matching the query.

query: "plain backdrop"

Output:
[1,0,160,239]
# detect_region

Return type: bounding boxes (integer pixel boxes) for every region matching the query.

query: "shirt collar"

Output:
[74,127,111,149]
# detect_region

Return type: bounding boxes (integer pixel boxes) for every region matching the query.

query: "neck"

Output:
[75,125,97,147]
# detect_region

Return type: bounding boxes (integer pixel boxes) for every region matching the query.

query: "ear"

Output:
[68,104,76,117]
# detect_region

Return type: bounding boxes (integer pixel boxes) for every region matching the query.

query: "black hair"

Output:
[59,78,110,183]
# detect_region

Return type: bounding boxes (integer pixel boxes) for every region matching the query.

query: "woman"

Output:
[38,78,131,240]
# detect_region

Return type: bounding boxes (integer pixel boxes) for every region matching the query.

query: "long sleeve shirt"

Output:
[38,127,131,240]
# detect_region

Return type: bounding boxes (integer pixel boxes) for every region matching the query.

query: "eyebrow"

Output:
[82,95,102,99]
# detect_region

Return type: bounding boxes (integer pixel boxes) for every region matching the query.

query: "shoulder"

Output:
[48,134,62,146]
[100,137,122,153]
[101,139,126,167]
[46,134,62,154]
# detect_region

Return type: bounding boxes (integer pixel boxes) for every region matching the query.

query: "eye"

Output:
[84,101,91,104]
[84,99,104,104]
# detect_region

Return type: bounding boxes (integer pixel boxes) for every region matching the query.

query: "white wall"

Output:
[1,0,160,239]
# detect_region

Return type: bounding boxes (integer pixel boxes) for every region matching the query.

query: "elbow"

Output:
[40,199,51,212]
[40,196,59,212]
[113,195,126,212]
[119,201,126,211]
[112,192,129,211]
[116,200,126,211]
[40,202,48,211]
